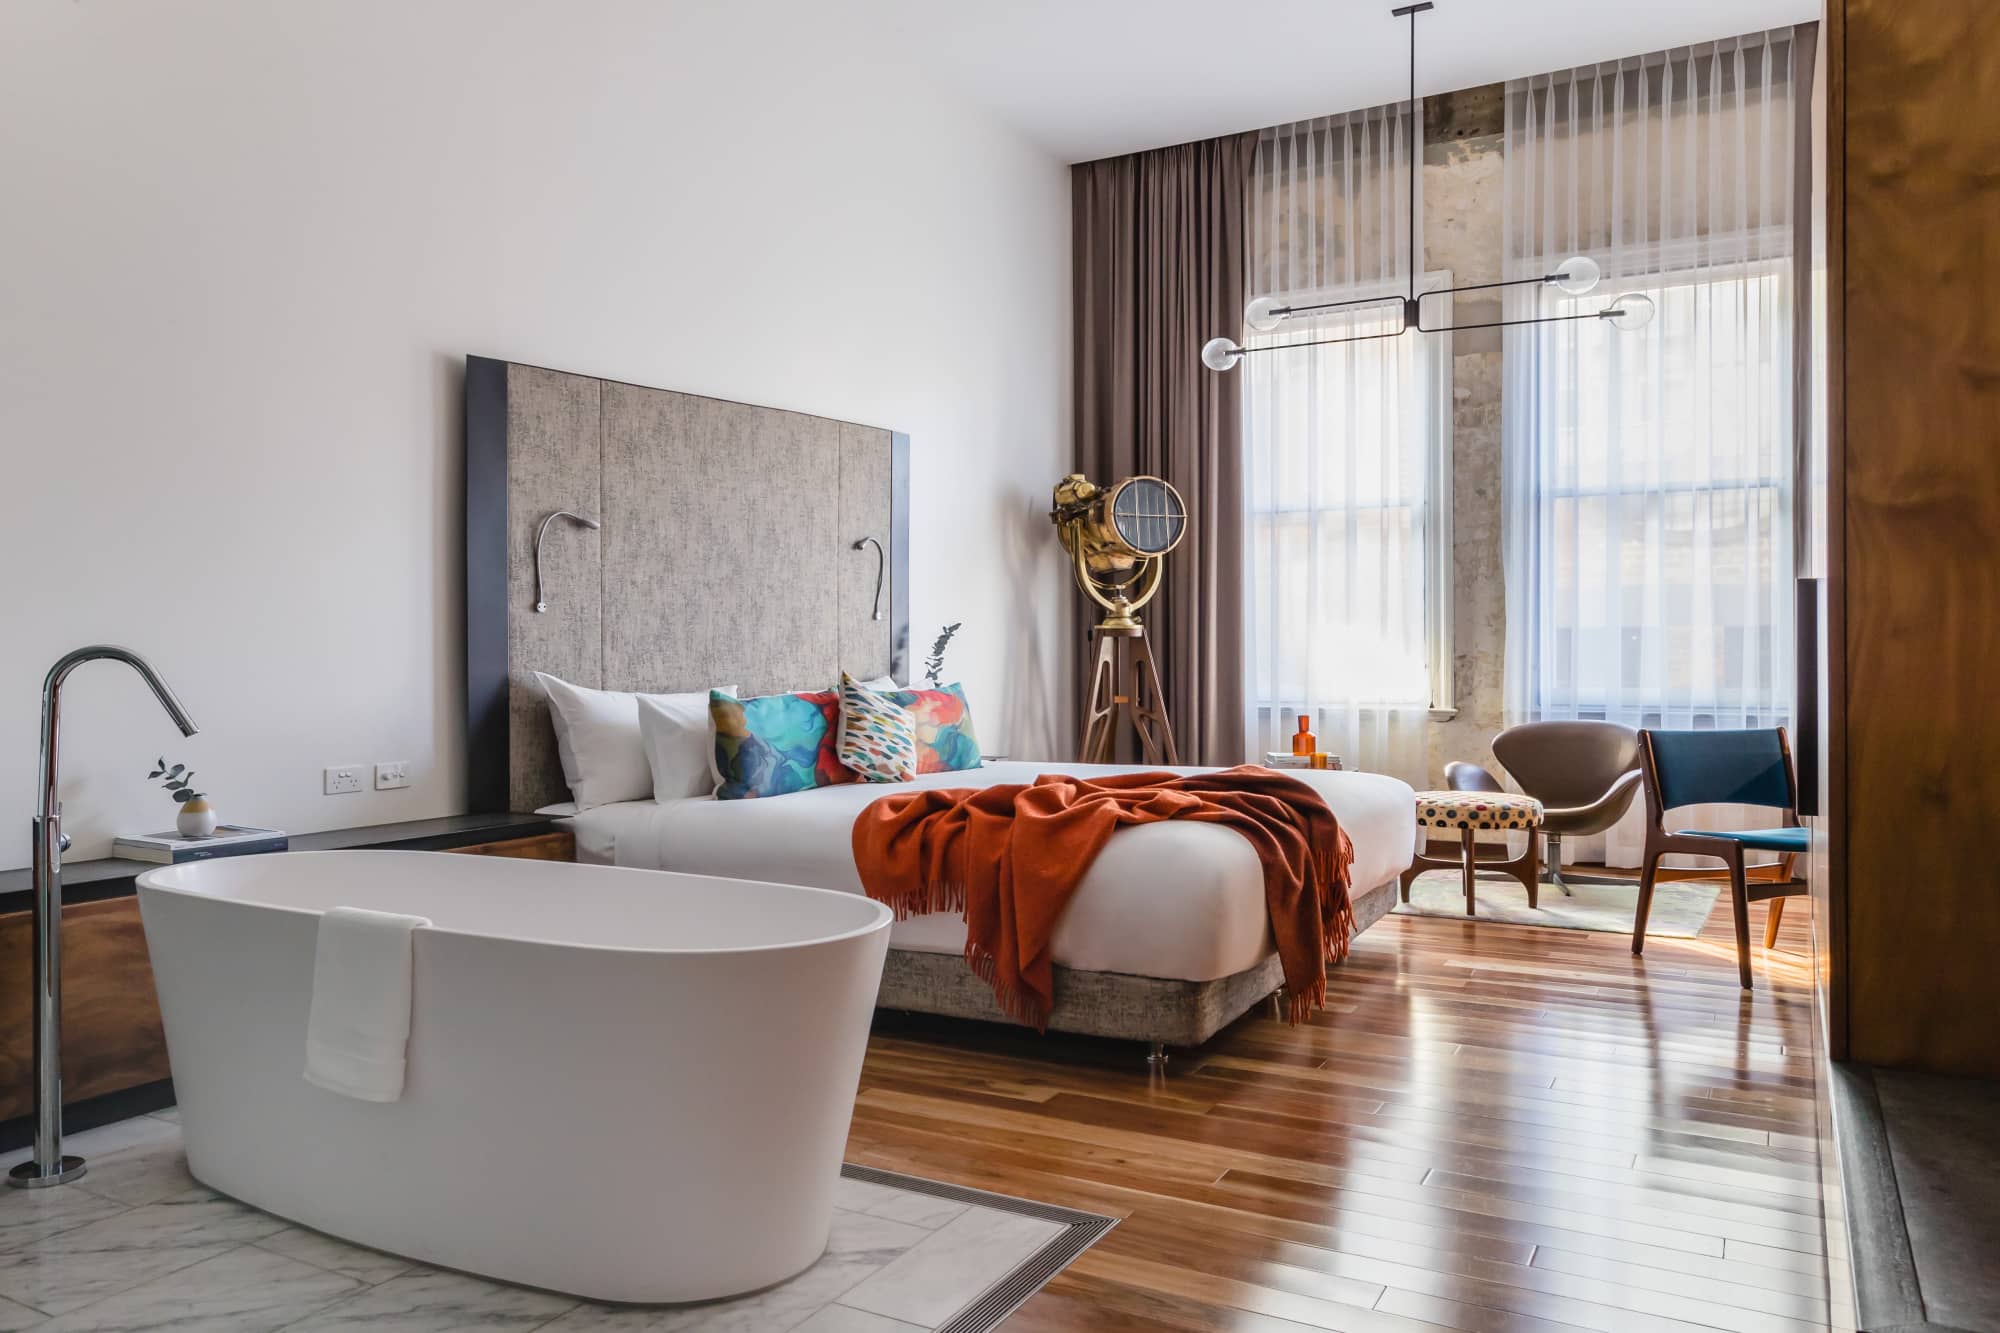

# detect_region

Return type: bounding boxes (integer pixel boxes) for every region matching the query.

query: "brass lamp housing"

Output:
[1050,473,1186,631]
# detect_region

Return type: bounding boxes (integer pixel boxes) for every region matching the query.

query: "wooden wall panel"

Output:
[1840,0,2000,1075]
[1809,7,1847,1063]
[0,899,169,1122]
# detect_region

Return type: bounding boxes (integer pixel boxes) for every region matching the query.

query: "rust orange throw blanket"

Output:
[852,767,1354,1030]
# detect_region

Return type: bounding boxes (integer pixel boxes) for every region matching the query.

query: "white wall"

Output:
[0,0,1073,869]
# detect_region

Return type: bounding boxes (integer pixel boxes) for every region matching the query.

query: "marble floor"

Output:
[0,1114,1103,1332]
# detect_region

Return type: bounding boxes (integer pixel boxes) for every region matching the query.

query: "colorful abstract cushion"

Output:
[836,673,918,782]
[709,689,856,800]
[880,682,982,774]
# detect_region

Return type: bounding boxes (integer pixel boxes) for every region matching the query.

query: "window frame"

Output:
[1243,269,1456,718]
[1519,251,1794,722]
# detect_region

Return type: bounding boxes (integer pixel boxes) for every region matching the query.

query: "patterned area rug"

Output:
[1393,869,1722,937]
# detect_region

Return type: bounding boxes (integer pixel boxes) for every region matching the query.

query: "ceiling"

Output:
[873,0,1820,162]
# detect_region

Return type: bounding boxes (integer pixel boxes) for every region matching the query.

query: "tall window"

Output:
[1502,31,1803,862]
[1523,260,1793,722]
[1503,33,1800,732]
[1242,108,1450,780]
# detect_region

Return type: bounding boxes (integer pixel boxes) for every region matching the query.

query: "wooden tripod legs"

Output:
[1079,628,1180,765]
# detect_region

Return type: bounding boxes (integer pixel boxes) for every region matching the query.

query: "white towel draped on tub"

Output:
[304,906,432,1102]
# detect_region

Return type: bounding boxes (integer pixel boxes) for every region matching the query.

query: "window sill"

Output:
[1252,702,1443,718]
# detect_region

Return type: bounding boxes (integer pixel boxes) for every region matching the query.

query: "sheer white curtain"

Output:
[1501,31,1801,863]
[1243,105,1441,783]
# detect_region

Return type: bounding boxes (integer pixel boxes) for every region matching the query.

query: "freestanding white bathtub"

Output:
[136,849,893,1303]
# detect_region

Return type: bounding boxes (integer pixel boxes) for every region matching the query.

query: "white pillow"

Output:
[638,691,732,802]
[860,674,899,691]
[535,673,732,811]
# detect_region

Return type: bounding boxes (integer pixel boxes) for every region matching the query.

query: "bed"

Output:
[552,760,1413,1046]
[464,356,1415,1052]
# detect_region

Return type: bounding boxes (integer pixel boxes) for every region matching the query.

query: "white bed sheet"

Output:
[564,762,1415,984]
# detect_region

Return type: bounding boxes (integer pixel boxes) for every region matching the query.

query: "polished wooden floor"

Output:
[847,883,1827,1331]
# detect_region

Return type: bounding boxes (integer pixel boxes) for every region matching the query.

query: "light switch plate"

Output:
[374,761,410,791]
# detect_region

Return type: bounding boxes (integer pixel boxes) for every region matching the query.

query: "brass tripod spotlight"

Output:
[1051,473,1187,763]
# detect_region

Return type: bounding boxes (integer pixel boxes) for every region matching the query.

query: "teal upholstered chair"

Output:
[1631,727,1809,990]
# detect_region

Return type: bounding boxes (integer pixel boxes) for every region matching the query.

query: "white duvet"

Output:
[561,761,1416,984]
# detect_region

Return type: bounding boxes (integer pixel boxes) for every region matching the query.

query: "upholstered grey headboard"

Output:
[464,356,909,812]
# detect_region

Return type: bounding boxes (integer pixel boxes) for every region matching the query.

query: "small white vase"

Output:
[177,800,218,839]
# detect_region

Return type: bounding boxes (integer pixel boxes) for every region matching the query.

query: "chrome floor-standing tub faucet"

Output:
[9,646,197,1189]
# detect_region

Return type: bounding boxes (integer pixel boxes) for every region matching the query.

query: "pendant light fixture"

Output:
[1200,1,1655,373]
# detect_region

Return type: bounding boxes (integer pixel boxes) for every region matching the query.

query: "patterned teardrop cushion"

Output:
[836,673,918,782]
[709,688,857,800]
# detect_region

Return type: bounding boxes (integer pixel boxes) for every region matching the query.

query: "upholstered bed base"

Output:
[874,874,1398,1048]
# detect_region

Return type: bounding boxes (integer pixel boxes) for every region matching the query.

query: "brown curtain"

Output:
[1072,132,1257,766]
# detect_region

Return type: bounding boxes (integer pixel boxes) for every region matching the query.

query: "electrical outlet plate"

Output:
[324,766,365,795]
[374,761,410,791]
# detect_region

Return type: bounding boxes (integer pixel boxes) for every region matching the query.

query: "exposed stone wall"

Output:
[1415,95,1507,790]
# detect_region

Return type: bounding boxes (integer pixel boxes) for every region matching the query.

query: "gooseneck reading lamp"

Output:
[533,511,601,613]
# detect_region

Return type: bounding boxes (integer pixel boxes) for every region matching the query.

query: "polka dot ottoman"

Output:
[1400,790,1545,915]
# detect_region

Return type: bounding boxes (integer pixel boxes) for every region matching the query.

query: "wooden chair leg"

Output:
[1727,852,1753,990]
[1764,896,1787,950]
[1461,826,1477,915]
[1631,850,1662,956]
[1524,831,1540,911]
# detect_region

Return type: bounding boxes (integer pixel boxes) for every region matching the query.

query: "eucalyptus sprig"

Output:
[147,757,205,804]
[924,622,962,689]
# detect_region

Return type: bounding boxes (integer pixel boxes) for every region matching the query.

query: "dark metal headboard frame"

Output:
[462,354,910,813]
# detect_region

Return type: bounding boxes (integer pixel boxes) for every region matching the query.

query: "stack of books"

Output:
[113,825,288,864]
[1264,752,1344,771]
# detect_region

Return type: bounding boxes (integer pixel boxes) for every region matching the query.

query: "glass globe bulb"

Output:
[1200,337,1244,372]
[1605,292,1656,331]
[1552,255,1601,296]
[1244,296,1285,333]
